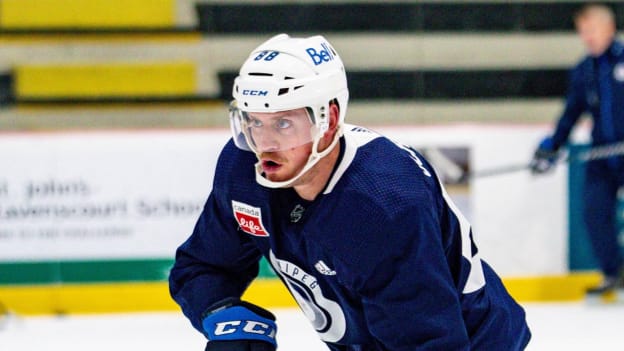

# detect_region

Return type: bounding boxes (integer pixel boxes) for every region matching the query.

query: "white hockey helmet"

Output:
[229,33,349,188]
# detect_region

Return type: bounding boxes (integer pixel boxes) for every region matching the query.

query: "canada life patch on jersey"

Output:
[232,200,270,237]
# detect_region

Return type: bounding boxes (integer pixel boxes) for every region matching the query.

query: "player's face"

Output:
[247,109,315,182]
[575,14,616,56]
[245,108,315,153]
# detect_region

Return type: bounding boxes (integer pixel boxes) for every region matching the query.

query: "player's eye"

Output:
[249,118,263,128]
[275,118,292,130]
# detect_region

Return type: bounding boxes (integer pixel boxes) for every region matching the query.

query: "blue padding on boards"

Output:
[568,143,624,270]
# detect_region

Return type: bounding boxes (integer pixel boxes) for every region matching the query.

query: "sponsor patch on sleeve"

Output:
[232,200,270,237]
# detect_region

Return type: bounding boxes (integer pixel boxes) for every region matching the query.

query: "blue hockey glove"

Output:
[529,136,559,175]
[202,298,277,351]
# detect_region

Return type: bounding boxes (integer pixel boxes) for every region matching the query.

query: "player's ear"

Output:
[317,101,340,151]
[327,101,340,135]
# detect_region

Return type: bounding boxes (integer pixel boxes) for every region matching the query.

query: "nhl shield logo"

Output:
[232,200,270,237]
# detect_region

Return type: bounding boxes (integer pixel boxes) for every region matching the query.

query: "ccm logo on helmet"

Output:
[306,42,334,66]
[242,90,268,96]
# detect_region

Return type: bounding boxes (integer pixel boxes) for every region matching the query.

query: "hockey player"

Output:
[169,34,531,350]
[530,4,624,297]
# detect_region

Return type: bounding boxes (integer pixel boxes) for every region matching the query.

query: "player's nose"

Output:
[255,133,280,153]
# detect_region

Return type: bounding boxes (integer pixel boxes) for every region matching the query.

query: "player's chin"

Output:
[266,165,305,182]
[265,171,294,182]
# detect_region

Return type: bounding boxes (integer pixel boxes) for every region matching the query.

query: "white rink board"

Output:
[0,130,228,261]
[0,125,577,275]
[379,125,570,276]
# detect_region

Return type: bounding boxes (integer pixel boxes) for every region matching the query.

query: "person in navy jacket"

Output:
[530,4,624,296]
[170,33,531,350]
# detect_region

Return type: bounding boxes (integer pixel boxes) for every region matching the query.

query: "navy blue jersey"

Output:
[169,125,530,350]
[551,40,624,151]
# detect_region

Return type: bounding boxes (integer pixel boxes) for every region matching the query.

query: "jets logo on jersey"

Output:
[232,200,270,237]
[269,251,346,342]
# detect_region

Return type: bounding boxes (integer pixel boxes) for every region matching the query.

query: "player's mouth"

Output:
[261,159,282,174]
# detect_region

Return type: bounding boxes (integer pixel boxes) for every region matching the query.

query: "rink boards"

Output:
[0,125,605,314]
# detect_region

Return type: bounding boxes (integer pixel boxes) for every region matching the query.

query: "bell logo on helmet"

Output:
[306,42,334,66]
[242,90,269,96]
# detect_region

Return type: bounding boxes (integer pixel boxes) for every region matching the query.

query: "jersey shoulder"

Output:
[329,125,442,217]
[316,127,445,283]
[611,40,624,59]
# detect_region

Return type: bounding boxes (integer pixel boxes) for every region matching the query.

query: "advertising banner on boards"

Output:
[0,131,229,284]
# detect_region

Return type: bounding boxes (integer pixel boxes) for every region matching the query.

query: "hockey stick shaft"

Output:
[467,140,624,179]
[576,140,624,162]
[467,164,530,179]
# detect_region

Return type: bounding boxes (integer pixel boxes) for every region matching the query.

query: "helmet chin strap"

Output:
[255,126,342,189]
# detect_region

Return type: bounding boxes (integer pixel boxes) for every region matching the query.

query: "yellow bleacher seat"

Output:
[15,62,196,98]
[0,0,174,29]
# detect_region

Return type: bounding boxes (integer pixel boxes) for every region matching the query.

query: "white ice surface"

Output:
[1,303,623,350]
